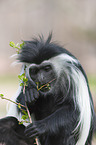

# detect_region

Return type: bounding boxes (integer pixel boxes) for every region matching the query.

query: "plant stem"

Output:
[0,95,26,109]
[23,69,40,145]
[37,78,56,91]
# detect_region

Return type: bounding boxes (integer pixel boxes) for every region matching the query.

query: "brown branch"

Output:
[0,95,26,109]
[23,69,40,145]
[37,78,56,91]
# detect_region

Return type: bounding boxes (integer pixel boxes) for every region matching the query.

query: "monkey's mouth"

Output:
[36,79,56,92]
[37,83,51,92]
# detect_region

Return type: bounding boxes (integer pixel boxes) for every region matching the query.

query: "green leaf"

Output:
[0,94,4,97]
[9,41,25,54]
[23,77,28,82]
[16,43,20,48]
[18,75,21,80]
[20,83,24,86]
[22,110,28,115]
[18,73,25,80]
[21,114,29,120]
[18,103,21,109]
[0,94,4,99]
[9,41,15,47]
[19,121,23,125]
[18,73,28,87]
[20,42,24,49]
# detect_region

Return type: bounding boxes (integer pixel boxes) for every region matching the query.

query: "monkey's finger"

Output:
[25,124,37,135]
[29,89,35,102]
[25,127,37,134]
[25,124,36,131]
[26,131,39,138]
[25,90,31,103]
[25,129,37,137]
[33,89,39,100]
[25,93,27,102]
[25,126,39,137]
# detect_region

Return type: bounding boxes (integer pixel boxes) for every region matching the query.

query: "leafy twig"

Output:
[9,41,24,54]
[0,94,26,109]
[10,41,40,145]
[37,78,56,91]
[22,68,40,145]
[22,71,32,124]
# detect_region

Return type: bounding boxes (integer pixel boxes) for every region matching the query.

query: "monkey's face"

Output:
[28,62,56,92]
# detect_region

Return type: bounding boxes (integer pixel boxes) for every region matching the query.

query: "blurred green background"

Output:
[0,0,96,144]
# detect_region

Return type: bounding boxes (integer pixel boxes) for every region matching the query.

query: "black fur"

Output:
[0,117,34,145]
[18,33,75,64]
[0,34,95,145]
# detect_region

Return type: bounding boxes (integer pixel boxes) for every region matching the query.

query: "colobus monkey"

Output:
[0,34,95,145]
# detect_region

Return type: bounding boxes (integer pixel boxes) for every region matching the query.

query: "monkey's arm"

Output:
[0,116,34,145]
[25,105,79,138]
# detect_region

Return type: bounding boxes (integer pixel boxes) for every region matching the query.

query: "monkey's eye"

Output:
[29,68,38,75]
[44,65,52,72]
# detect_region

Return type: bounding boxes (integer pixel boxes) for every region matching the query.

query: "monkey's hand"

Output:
[25,120,46,138]
[25,81,39,104]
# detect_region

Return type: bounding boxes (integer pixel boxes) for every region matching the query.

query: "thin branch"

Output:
[0,95,26,109]
[37,78,56,91]
[23,69,40,145]
[23,73,32,124]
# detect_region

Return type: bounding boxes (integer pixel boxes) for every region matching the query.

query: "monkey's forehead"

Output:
[24,53,78,66]
[25,53,79,75]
